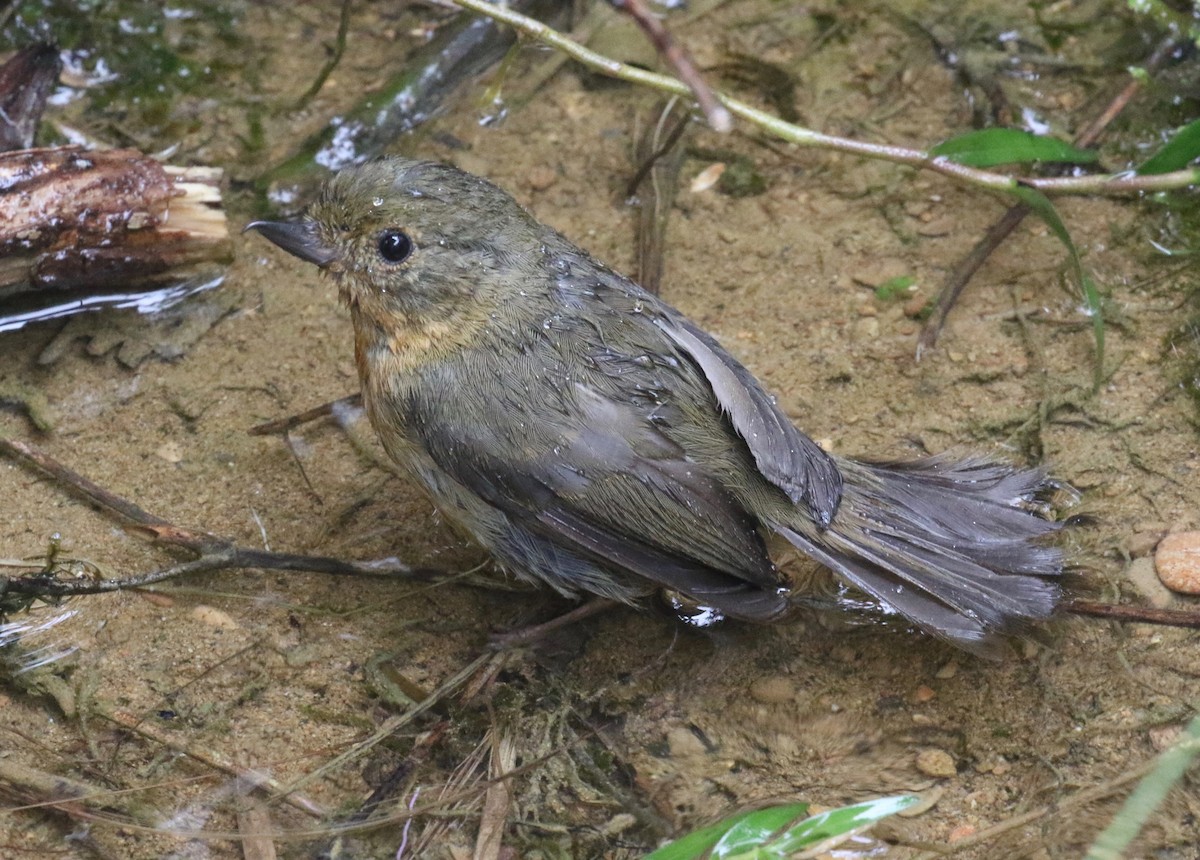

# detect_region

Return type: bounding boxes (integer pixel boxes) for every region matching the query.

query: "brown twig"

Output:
[0,436,440,599]
[294,0,353,110]
[1062,599,1200,630]
[101,708,329,819]
[607,0,731,133]
[247,394,361,436]
[917,34,1184,354]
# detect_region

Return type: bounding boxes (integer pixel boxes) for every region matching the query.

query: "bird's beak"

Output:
[244,220,339,268]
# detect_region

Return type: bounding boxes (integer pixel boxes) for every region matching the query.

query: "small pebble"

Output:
[916,749,957,778]
[1149,724,1183,752]
[948,824,977,842]
[1126,524,1167,558]
[1155,531,1200,594]
[914,685,936,703]
[934,660,958,680]
[156,441,184,464]
[853,317,880,340]
[690,163,725,193]
[191,605,238,630]
[902,293,928,319]
[666,726,707,758]
[526,165,558,191]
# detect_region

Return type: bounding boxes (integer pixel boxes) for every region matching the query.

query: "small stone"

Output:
[749,677,796,704]
[156,441,184,464]
[1155,531,1200,594]
[903,293,929,319]
[1148,724,1182,752]
[916,749,957,778]
[526,165,558,191]
[934,660,958,680]
[1126,524,1167,558]
[948,824,977,842]
[690,163,726,193]
[666,726,707,758]
[914,685,937,703]
[853,317,880,341]
[191,605,238,630]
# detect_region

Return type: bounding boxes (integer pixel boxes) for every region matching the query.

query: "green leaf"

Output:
[642,796,921,860]
[931,128,1098,168]
[1137,118,1200,175]
[709,804,811,858]
[764,795,920,853]
[1010,184,1105,389]
[642,804,809,860]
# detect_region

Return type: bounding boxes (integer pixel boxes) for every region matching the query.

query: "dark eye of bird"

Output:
[377,230,413,263]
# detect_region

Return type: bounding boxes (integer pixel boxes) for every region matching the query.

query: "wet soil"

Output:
[1,1,1198,857]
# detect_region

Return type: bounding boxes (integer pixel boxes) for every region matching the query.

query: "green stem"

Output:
[451,0,1198,198]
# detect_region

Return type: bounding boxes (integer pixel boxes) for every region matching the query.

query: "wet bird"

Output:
[248,157,1062,654]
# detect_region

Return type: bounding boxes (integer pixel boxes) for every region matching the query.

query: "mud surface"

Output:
[1,1,1198,857]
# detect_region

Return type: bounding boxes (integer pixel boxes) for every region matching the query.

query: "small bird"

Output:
[248,157,1062,653]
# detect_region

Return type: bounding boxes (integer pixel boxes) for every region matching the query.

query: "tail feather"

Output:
[774,454,1063,653]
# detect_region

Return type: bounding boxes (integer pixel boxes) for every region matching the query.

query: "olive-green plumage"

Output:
[249,157,1062,653]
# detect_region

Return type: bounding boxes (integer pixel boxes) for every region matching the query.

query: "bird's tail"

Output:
[775,454,1063,654]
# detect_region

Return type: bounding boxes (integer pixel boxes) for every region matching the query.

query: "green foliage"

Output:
[644,795,918,859]
[1137,118,1200,175]
[931,128,1098,168]
[1086,714,1200,859]
[1009,185,1106,390]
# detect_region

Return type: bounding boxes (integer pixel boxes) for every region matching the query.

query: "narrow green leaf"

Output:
[764,795,919,853]
[931,128,1098,168]
[710,803,810,858]
[1137,118,1200,175]
[1085,714,1200,860]
[642,820,735,860]
[1010,184,1105,388]
[642,804,809,860]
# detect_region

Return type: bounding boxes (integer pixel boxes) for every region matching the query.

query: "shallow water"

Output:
[1,1,1198,857]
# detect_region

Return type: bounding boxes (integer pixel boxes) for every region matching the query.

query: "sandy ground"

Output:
[1,1,1198,857]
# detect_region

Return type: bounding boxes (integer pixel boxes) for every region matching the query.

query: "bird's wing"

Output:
[654,313,843,526]
[408,373,789,621]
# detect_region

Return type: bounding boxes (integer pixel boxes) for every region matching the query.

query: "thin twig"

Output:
[101,708,329,819]
[448,0,1199,198]
[608,0,730,132]
[247,394,361,436]
[294,0,354,110]
[1063,599,1200,630]
[0,436,441,598]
